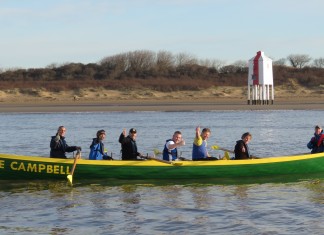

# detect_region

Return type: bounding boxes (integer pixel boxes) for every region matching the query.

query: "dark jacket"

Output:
[307,131,324,154]
[234,140,250,160]
[118,133,140,160]
[50,135,77,158]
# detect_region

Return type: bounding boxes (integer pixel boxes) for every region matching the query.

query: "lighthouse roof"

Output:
[249,51,272,62]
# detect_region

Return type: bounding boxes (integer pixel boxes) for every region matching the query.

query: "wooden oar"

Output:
[140,155,183,166]
[211,145,234,153]
[211,145,232,159]
[211,145,259,159]
[223,151,230,160]
[153,148,162,155]
[178,156,191,161]
[67,150,81,186]
[153,148,190,161]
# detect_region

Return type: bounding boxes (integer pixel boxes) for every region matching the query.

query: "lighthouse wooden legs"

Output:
[247,85,274,105]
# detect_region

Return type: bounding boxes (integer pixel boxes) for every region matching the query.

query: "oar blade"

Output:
[171,162,183,166]
[67,174,73,186]
[153,149,161,155]
[224,151,230,160]
[211,145,219,150]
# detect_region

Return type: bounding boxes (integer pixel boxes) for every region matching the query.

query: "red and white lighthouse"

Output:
[247,51,274,105]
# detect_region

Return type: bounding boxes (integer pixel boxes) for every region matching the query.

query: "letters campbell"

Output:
[0,160,70,175]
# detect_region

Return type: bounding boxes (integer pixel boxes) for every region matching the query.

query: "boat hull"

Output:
[1,153,324,183]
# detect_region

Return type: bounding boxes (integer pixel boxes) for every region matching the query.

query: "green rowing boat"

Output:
[1,152,324,184]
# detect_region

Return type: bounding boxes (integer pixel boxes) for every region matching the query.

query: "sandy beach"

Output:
[0,86,323,112]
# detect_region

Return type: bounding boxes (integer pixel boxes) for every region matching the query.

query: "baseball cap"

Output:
[315,125,322,129]
[129,128,137,133]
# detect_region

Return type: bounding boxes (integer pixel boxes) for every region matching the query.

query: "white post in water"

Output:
[247,51,274,105]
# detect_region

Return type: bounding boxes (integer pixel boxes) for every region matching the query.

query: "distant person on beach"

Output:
[163,131,185,161]
[119,128,142,160]
[89,129,113,160]
[192,126,218,160]
[307,125,324,154]
[50,126,81,158]
[234,132,252,160]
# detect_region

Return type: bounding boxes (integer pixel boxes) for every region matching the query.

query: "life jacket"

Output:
[192,140,208,160]
[313,133,324,153]
[163,139,178,161]
[316,134,324,147]
[309,132,324,154]
[89,138,104,160]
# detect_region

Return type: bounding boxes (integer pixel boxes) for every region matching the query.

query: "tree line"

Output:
[0,50,323,92]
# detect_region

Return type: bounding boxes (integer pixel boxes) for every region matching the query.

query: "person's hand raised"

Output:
[54,133,60,142]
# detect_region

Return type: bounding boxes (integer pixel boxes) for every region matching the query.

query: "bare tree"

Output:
[156,50,175,71]
[287,54,311,68]
[100,53,130,71]
[198,58,226,71]
[313,58,324,68]
[127,50,155,72]
[232,60,248,68]
[175,52,198,67]
[46,63,59,69]
[198,58,213,67]
[211,59,226,71]
[273,58,286,66]
[219,65,238,73]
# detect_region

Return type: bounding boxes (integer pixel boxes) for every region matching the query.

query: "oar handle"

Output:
[213,146,260,159]
[250,155,260,159]
[70,150,81,175]
[218,147,234,154]
[140,155,171,164]
[140,155,182,165]
[178,156,191,161]
[220,148,259,159]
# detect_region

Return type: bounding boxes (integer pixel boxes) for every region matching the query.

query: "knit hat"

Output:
[97,129,106,137]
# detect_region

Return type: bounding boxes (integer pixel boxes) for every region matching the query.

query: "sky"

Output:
[1,0,324,69]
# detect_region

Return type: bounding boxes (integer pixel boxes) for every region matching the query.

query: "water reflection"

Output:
[304,180,324,204]
[233,185,249,200]
[118,185,142,234]
[0,179,324,234]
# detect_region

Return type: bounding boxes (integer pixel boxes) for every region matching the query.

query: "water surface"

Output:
[0,110,323,234]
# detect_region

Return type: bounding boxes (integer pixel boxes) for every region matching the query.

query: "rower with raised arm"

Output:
[50,126,81,159]
[192,126,218,160]
[163,131,185,161]
[119,128,142,160]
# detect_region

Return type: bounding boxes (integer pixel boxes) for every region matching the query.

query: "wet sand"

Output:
[1,97,323,112]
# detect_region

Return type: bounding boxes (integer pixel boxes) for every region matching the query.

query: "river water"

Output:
[0,110,323,234]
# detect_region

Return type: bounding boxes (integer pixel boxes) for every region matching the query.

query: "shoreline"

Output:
[1,97,323,112]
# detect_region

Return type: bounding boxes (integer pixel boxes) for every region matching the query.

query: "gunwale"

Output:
[1,152,323,166]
